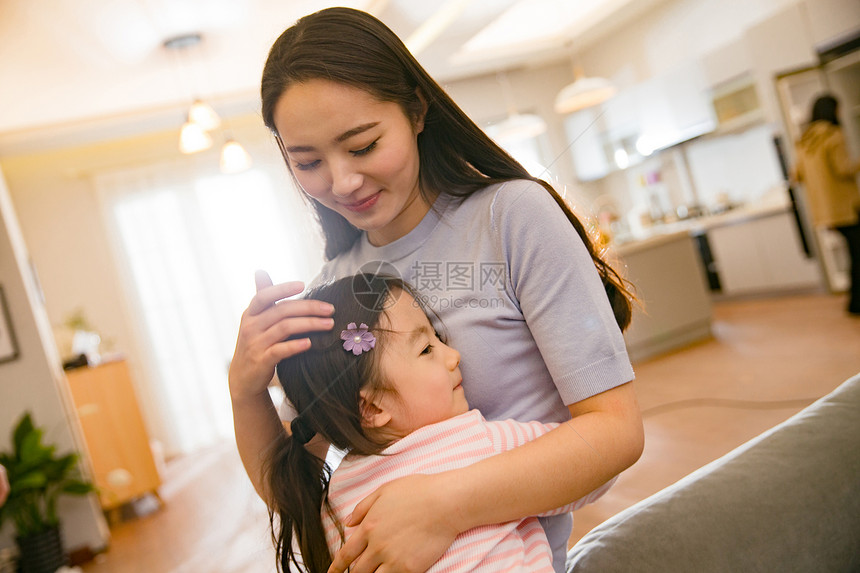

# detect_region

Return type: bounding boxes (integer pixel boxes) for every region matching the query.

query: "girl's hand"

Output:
[228,270,335,403]
[327,474,461,573]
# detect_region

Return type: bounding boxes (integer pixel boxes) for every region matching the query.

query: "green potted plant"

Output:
[0,412,95,573]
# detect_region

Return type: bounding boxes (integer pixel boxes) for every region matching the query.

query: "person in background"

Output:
[0,464,8,506]
[265,274,613,573]
[229,8,644,572]
[794,94,860,316]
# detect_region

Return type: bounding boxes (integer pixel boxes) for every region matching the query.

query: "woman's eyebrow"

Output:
[335,122,379,143]
[285,122,380,154]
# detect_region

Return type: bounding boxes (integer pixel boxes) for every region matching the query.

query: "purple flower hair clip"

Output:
[341,322,376,355]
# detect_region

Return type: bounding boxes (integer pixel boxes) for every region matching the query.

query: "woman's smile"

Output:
[340,192,381,213]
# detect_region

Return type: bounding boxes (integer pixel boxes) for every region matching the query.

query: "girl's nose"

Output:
[447,347,461,371]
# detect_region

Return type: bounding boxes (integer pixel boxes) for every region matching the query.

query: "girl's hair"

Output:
[810,94,839,126]
[261,7,633,331]
[264,274,413,573]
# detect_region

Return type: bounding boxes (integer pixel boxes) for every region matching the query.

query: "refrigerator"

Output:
[774,32,860,293]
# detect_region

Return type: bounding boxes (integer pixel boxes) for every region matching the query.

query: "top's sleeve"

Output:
[828,131,860,179]
[492,180,634,405]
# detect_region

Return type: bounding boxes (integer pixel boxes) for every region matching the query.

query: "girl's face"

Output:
[368,291,467,438]
[273,79,429,247]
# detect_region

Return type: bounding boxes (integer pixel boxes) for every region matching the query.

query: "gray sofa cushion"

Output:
[567,373,860,573]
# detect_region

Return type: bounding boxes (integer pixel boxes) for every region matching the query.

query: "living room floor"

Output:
[79,291,860,573]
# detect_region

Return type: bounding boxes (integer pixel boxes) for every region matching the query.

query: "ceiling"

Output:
[0,0,670,153]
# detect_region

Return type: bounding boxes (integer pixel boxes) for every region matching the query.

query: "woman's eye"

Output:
[351,140,378,156]
[294,159,320,171]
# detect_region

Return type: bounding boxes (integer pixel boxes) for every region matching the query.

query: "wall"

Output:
[0,168,109,553]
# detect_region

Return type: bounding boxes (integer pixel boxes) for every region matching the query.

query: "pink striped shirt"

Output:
[323,410,612,572]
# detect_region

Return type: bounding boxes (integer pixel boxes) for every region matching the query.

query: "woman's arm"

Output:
[328,382,643,573]
[229,271,334,501]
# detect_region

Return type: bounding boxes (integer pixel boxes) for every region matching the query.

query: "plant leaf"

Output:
[62,481,95,495]
[12,412,35,454]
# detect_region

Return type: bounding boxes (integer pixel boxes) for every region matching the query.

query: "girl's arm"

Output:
[229,271,334,501]
[327,381,643,573]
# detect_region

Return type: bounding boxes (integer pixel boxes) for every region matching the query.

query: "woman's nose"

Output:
[330,160,363,197]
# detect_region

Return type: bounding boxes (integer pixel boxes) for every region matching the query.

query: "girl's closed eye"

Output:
[351,139,378,156]
[420,343,433,355]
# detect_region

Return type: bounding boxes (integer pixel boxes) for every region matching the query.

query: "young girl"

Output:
[230,7,643,572]
[267,274,612,573]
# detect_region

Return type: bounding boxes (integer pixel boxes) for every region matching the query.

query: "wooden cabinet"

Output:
[65,360,161,510]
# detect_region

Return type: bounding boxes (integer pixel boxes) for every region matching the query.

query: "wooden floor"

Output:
[81,292,860,573]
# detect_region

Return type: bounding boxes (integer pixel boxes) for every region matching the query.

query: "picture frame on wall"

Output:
[0,285,20,364]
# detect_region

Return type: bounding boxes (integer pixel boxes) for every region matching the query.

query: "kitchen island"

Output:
[614,231,712,362]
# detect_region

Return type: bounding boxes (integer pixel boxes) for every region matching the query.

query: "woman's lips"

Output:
[341,192,380,213]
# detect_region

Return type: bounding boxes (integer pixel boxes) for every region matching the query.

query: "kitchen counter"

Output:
[613,195,793,256]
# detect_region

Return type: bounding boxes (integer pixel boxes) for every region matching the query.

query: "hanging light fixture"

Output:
[220,136,253,174]
[487,72,547,144]
[164,33,223,154]
[188,99,221,131]
[179,118,213,154]
[554,62,617,115]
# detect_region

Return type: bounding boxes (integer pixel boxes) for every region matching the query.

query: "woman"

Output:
[229,7,644,572]
[795,94,860,315]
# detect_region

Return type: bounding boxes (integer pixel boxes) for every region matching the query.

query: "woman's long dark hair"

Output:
[261,7,633,330]
[264,274,410,573]
[810,94,839,126]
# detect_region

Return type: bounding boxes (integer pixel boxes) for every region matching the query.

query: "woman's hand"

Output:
[228,270,335,404]
[229,270,335,500]
[327,474,461,573]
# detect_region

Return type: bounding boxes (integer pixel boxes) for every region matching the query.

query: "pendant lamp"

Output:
[554,64,616,115]
[179,119,213,154]
[220,137,253,174]
[488,72,547,144]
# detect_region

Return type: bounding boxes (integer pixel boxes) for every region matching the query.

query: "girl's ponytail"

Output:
[265,425,332,573]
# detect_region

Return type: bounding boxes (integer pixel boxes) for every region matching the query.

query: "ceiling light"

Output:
[488,113,547,143]
[220,138,252,174]
[555,72,616,114]
[179,120,213,154]
[488,71,548,144]
[188,99,221,131]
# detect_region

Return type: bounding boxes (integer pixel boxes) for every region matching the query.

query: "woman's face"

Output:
[273,79,429,246]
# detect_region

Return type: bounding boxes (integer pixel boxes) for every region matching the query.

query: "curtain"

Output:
[94,158,323,455]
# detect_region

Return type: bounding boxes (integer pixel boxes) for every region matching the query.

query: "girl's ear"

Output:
[359,390,392,429]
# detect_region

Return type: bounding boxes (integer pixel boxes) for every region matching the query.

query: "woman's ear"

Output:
[359,390,392,429]
[412,88,428,135]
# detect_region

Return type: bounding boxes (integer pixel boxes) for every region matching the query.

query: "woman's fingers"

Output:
[247,279,307,315]
[328,534,370,573]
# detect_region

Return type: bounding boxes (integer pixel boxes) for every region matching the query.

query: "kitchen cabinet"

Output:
[65,360,162,511]
[706,210,821,295]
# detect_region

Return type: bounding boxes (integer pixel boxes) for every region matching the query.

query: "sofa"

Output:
[566,372,860,572]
